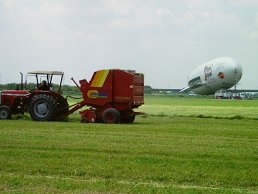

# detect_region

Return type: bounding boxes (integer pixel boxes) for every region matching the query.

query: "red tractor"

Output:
[0,71,68,121]
[69,69,144,123]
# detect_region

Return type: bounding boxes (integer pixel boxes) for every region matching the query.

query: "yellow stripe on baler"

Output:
[90,70,109,87]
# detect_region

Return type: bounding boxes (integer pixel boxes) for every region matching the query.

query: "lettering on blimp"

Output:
[204,64,213,81]
[87,90,108,99]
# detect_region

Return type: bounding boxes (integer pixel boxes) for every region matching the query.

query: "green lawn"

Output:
[0,96,257,193]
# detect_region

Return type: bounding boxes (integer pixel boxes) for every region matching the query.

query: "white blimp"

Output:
[181,57,243,95]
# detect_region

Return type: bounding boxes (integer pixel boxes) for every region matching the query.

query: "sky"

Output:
[0,0,257,89]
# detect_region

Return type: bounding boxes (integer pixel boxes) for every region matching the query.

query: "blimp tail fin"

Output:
[180,86,191,93]
[180,82,206,93]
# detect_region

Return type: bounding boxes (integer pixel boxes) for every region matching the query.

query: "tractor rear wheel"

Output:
[29,94,55,121]
[102,108,120,124]
[0,105,11,119]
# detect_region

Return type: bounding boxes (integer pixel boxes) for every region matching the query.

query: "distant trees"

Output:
[144,86,152,94]
[0,83,80,94]
[0,83,153,95]
[0,83,19,90]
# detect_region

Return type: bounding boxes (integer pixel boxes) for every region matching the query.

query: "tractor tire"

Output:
[102,108,121,124]
[29,94,55,121]
[121,114,135,123]
[52,96,69,121]
[0,105,11,119]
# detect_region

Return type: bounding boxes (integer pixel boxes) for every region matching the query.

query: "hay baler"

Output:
[69,69,144,123]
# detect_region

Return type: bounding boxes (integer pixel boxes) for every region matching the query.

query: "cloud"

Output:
[248,31,258,41]
[229,0,258,6]
[186,0,223,10]
[169,9,243,45]
[256,12,258,26]
[88,0,133,15]
[245,12,258,41]
[2,0,18,9]
[41,2,68,15]
[157,7,174,16]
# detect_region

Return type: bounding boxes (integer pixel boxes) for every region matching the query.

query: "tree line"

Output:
[0,83,153,95]
[0,83,80,94]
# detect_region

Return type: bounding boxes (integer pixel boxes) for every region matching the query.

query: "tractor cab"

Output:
[26,71,64,92]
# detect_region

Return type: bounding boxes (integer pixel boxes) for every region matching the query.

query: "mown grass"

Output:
[0,96,257,193]
[140,95,258,120]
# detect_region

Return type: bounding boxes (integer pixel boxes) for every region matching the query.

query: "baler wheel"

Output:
[29,94,55,121]
[0,105,11,119]
[121,114,135,123]
[102,108,120,124]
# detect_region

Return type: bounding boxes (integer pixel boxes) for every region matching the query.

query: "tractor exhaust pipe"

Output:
[20,72,23,90]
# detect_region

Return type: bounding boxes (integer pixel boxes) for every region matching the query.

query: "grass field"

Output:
[0,96,257,193]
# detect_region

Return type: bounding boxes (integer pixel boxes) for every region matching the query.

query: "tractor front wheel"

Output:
[102,108,120,124]
[0,105,11,119]
[29,94,55,121]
